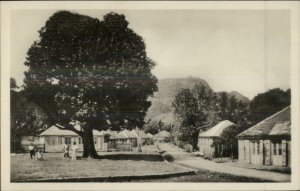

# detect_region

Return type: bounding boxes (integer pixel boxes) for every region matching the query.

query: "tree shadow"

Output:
[77,154,164,162]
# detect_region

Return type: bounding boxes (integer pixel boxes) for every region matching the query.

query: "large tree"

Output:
[23,11,157,158]
[172,84,219,150]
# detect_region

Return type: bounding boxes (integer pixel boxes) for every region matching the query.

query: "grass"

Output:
[11,152,190,182]
[133,169,273,182]
[223,161,291,174]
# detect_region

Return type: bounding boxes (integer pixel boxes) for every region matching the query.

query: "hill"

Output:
[146,77,212,124]
[227,91,250,103]
[146,77,250,124]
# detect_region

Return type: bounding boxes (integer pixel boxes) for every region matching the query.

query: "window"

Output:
[253,142,256,154]
[79,137,82,144]
[278,143,282,155]
[257,142,260,155]
[64,137,71,144]
[273,143,277,155]
[94,138,97,144]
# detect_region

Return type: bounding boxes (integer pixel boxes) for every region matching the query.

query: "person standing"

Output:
[63,143,70,159]
[28,143,35,159]
[71,142,78,160]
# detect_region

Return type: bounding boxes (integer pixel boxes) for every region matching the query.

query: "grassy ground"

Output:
[133,169,273,182]
[223,161,291,174]
[11,152,190,182]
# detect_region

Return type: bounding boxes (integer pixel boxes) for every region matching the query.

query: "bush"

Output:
[183,144,193,153]
[163,153,174,162]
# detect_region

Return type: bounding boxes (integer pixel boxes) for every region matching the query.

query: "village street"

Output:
[158,143,291,182]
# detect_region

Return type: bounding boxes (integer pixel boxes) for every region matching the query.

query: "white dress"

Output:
[71,145,78,160]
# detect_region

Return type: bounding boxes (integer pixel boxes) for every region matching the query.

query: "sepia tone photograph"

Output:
[1,1,300,191]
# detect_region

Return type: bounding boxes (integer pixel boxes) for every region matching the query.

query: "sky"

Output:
[10,9,290,99]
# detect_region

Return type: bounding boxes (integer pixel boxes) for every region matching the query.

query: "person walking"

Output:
[71,142,78,160]
[28,143,35,159]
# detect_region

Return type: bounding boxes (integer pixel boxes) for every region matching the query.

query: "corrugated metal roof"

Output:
[237,106,291,138]
[198,120,236,138]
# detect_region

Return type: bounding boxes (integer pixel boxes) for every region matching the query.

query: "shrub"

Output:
[163,153,174,162]
[183,144,193,153]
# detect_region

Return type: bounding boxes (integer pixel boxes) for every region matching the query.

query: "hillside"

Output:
[146,77,249,124]
[145,77,212,124]
[227,91,250,103]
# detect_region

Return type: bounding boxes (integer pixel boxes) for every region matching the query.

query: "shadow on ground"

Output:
[76,154,164,162]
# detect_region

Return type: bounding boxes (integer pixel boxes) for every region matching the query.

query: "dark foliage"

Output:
[22,11,157,157]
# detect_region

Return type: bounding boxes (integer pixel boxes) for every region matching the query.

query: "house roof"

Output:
[237,106,291,138]
[40,125,104,136]
[40,125,78,136]
[155,130,171,138]
[147,133,154,138]
[119,129,138,139]
[104,130,124,139]
[198,120,236,138]
[132,129,149,139]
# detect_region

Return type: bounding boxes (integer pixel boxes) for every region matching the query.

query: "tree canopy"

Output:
[23,11,157,157]
[172,84,219,150]
[249,88,290,123]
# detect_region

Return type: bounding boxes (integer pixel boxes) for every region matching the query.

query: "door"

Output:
[272,141,283,166]
[263,140,271,165]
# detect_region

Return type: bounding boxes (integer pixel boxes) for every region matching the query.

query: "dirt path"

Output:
[158,143,291,182]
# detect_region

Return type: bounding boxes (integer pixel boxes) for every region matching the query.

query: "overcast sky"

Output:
[10,9,290,99]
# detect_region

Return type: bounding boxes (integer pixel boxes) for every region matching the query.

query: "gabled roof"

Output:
[119,129,138,139]
[237,106,291,138]
[147,133,154,138]
[104,130,124,139]
[199,120,236,138]
[40,125,78,136]
[40,125,104,136]
[155,130,171,138]
[131,129,149,139]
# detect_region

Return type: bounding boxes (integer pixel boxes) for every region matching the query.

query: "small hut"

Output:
[198,120,237,159]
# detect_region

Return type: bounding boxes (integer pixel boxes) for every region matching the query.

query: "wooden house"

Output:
[198,120,237,159]
[39,125,106,152]
[237,106,291,167]
[131,129,149,145]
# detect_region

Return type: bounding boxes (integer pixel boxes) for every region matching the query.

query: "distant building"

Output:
[198,120,237,159]
[146,133,154,144]
[153,131,171,142]
[237,106,291,167]
[39,125,152,152]
[132,129,149,145]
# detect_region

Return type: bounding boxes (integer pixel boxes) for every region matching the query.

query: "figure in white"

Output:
[71,142,78,160]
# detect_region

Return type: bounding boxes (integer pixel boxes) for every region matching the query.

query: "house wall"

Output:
[42,135,105,152]
[238,138,290,167]
[198,137,215,159]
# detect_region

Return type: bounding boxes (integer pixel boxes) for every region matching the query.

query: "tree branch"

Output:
[54,123,83,136]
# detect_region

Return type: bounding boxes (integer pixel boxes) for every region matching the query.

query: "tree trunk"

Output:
[81,128,99,159]
[192,131,199,151]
